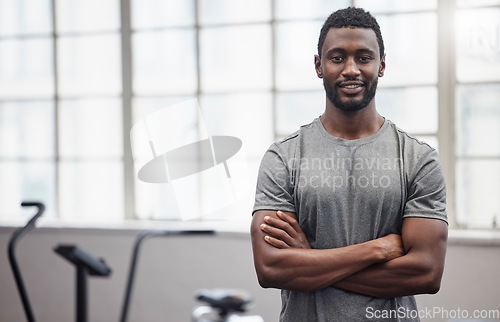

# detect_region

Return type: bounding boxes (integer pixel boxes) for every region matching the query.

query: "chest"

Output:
[292,144,402,194]
[289,144,406,246]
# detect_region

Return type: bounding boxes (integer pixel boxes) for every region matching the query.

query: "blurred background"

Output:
[0,0,499,321]
[0,0,499,228]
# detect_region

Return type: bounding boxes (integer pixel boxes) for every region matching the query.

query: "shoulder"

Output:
[386,120,444,184]
[386,120,439,168]
[387,120,435,156]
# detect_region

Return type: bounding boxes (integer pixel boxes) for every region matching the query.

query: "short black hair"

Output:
[317,7,384,59]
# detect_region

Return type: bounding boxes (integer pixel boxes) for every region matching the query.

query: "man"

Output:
[251,7,448,322]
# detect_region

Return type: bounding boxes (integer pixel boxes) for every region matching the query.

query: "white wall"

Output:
[416,241,500,321]
[1,227,499,322]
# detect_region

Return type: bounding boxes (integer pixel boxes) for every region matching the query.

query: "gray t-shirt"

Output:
[253,117,447,322]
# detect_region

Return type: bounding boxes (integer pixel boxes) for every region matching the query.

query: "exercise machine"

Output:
[8,202,263,321]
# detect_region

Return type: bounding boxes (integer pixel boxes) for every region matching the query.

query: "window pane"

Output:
[276,91,324,135]
[132,0,194,29]
[456,8,500,83]
[457,0,500,8]
[131,99,202,170]
[275,0,349,20]
[59,98,123,158]
[135,167,254,222]
[133,30,197,95]
[131,99,202,220]
[456,84,500,157]
[275,21,323,90]
[59,161,124,221]
[355,0,437,13]
[56,0,119,33]
[200,25,272,92]
[457,160,500,229]
[0,0,52,36]
[199,0,271,25]
[200,92,274,158]
[376,87,438,134]
[0,38,54,98]
[0,101,54,158]
[133,95,196,124]
[58,34,121,97]
[376,13,438,86]
[134,176,194,220]
[0,161,56,219]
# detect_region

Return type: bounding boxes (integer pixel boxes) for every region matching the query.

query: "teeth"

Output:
[344,84,360,89]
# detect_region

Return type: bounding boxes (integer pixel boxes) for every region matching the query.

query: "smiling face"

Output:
[315,27,385,112]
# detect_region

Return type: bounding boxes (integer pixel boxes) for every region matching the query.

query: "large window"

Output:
[0,0,56,218]
[455,0,500,228]
[0,0,499,230]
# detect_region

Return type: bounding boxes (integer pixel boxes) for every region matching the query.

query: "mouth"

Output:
[337,80,364,95]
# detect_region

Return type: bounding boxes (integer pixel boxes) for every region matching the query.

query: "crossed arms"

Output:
[250,210,448,298]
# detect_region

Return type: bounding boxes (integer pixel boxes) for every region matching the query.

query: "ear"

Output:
[378,54,386,77]
[314,55,323,78]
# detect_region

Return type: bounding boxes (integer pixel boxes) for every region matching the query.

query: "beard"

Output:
[324,77,378,112]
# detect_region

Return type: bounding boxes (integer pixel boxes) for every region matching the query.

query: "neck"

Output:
[320,99,384,140]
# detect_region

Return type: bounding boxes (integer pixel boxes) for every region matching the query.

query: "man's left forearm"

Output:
[333,248,444,298]
[333,217,448,298]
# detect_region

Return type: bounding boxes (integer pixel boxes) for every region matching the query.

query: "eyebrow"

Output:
[325,48,376,56]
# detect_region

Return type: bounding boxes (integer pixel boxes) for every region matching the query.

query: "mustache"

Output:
[335,78,366,86]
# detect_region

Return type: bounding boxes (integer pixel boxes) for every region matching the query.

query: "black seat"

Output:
[196,289,253,316]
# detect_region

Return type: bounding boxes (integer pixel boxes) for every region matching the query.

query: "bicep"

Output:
[251,210,296,286]
[401,217,448,271]
[251,210,274,253]
[251,210,297,257]
[251,210,299,261]
[332,218,448,297]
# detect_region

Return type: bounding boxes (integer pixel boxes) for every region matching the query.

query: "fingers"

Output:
[276,211,302,235]
[259,211,298,248]
[260,221,294,247]
[260,211,311,249]
[264,212,298,238]
[263,235,290,249]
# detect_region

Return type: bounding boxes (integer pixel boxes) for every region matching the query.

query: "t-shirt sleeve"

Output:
[252,144,296,215]
[403,149,448,224]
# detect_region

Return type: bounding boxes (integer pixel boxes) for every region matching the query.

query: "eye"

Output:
[358,56,373,63]
[331,56,344,63]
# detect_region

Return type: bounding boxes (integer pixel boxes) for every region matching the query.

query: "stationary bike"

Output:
[8,202,264,321]
[192,288,263,322]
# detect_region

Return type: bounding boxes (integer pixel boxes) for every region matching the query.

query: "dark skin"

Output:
[251,27,448,297]
[251,210,405,292]
[316,27,385,139]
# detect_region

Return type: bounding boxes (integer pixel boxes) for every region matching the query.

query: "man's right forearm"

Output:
[251,210,403,292]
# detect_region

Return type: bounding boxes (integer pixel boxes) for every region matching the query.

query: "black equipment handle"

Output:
[8,202,46,322]
[119,229,215,322]
[54,245,112,322]
[54,245,112,276]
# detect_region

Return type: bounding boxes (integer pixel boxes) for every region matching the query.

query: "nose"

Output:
[342,57,360,78]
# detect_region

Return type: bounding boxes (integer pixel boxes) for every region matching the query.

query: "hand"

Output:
[376,234,405,262]
[260,211,311,249]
